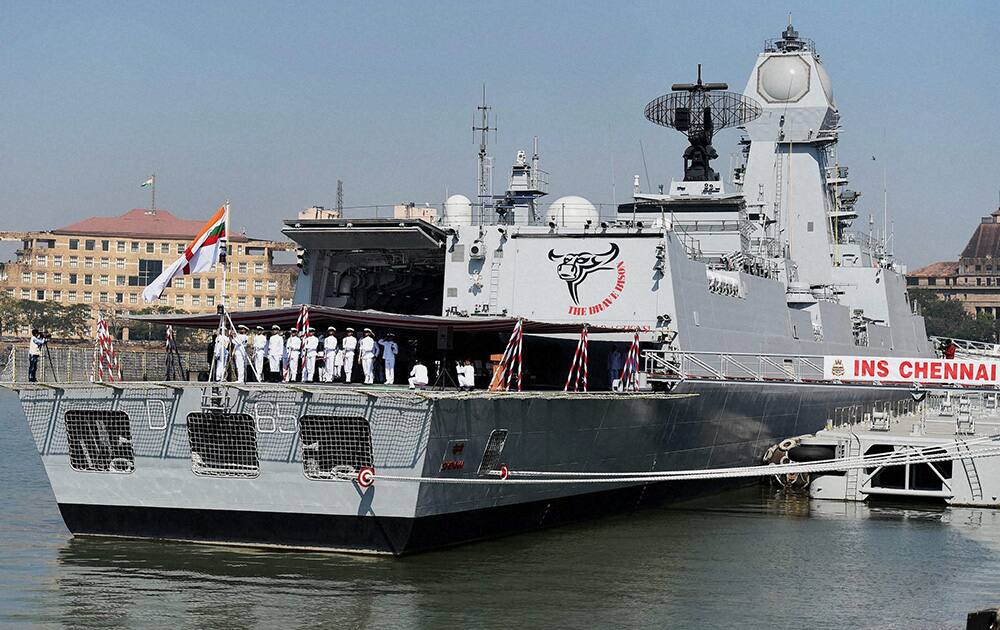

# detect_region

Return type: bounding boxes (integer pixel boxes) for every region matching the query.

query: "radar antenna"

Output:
[644,64,762,182]
[473,85,497,222]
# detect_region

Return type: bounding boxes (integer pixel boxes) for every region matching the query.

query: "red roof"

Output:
[53,208,249,242]
[909,261,959,277]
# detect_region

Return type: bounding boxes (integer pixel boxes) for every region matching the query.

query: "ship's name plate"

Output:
[824,356,1000,386]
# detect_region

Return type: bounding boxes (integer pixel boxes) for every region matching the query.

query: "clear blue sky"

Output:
[1,1,998,268]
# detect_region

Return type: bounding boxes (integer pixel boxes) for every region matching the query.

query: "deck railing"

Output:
[0,345,210,384]
[642,349,825,383]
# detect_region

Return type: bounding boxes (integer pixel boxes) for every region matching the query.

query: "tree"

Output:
[909,289,996,342]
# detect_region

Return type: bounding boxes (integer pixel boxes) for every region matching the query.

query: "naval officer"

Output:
[251,326,267,381]
[285,327,302,382]
[379,333,399,384]
[323,326,339,382]
[232,325,250,383]
[267,325,284,382]
[302,327,319,382]
[359,328,377,384]
[341,327,357,382]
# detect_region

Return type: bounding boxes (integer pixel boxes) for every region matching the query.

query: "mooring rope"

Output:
[349,433,1000,486]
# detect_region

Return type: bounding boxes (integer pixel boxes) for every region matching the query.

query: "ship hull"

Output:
[15,381,912,555]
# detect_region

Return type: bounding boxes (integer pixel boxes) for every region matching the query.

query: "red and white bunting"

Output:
[490,318,524,392]
[619,330,641,391]
[564,326,590,392]
[92,316,121,383]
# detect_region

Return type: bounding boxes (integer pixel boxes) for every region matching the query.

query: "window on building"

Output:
[174,278,185,289]
[175,295,185,305]
[906,277,917,286]
[133,259,163,286]
[237,296,246,308]
[68,239,79,250]
[238,279,246,291]
[99,292,109,303]
[84,274,93,285]
[36,255,47,267]
[267,297,276,307]
[20,289,30,300]
[254,262,263,274]
[191,296,201,306]
[100,258,109,269]
[116,258,125,269]
[281,298,291,306]
[84,291,93,303]
[53,255,62,267]
[160,243,170,254]
[253,280,262,292]
[115,292,123,303]
[35,272,45,283]
[36,290,44,300]
[978,278,983,286]
[85,239,95,251]
[68,291,77,302]
[976,265,982,271]
[129,293,137,304]
[238,263,247,274]
[116,275,125,286]
[207,278,215,290]
[69,273,78,285]
[176,243,184,254]
[928,278,937,286]
[52,273,62,284]
[84,257,93,268]
[254,297,262,308]
[192,278,201,289]
[53,290,62,301]
[21,272,30,283]
[101,240,110,252]
[146,242,154,253]
[69,256,78,267]
[116,241,125,252]
[206,295,215,306]
[100,275,109,286]
[131,242,139,252]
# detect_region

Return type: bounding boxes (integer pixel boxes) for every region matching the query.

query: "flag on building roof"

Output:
[142,205,227,303]
[141,176,155,188]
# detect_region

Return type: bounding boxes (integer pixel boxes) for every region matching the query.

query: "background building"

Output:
[0,208,298,336]
[907,208,1000,317]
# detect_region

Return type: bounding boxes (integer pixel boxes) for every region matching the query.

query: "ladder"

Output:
[959,441,984,502]
[844,438,860,499]
[488,258,502,312]
[200,384,231,411]
[773,149,784,229]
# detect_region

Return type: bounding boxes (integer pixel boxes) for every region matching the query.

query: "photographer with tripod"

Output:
[28,328,50,382]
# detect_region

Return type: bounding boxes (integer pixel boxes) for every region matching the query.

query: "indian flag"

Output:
[141,176,155,188]
[142,205,227,303]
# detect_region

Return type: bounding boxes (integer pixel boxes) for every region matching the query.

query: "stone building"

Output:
[0,208,298,334]
[907,208,1000,317]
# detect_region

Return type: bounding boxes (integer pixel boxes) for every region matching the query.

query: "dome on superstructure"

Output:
[443,194,473,226]
[757,55,811,103]
[547,196,599,227]
[815,59,834,103]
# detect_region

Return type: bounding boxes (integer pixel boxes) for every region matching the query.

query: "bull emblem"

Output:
[547,243,620,305]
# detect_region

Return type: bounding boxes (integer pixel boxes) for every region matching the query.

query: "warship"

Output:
[11,24,934,554]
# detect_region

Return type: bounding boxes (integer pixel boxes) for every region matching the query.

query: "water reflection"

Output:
[47,487,1000,629]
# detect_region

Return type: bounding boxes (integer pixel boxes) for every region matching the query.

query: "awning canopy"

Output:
[126,305,638,334]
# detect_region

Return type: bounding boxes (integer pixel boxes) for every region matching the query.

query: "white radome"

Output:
[757,55,811,103]
[443,194,473,226]
[547,195,599,227]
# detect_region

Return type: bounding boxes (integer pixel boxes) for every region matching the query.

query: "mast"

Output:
[473,85,496,223]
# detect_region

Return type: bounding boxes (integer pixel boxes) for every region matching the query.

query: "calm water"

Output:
[2,393,1000,629]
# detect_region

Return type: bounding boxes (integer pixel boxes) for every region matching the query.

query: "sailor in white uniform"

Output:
[213,329,230,382]
[232,325,250,383]
[323,326,339,382]
[285,328,302,382]
[378,333,399,384]
[341,327,357,382]
[408,359,429,389]
[267,325,284,382]
[359,328,377,384]
[252,326,267,381]
[456,359,475,390]
[302,327,319,382]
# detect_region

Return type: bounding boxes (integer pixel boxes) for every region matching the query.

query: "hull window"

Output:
[299,415,374,481]
[477,429,509,476]
[186,412,259,478]
[65,410,134,473]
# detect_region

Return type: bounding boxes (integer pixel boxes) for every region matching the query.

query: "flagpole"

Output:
[222,200,230,310]
[151,174,156,213]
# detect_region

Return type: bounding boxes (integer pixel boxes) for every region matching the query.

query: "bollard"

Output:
[967,607,1000,629]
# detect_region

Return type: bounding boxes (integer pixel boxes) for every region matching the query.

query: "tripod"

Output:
[432,351,459,390]
[42,340,59,383]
